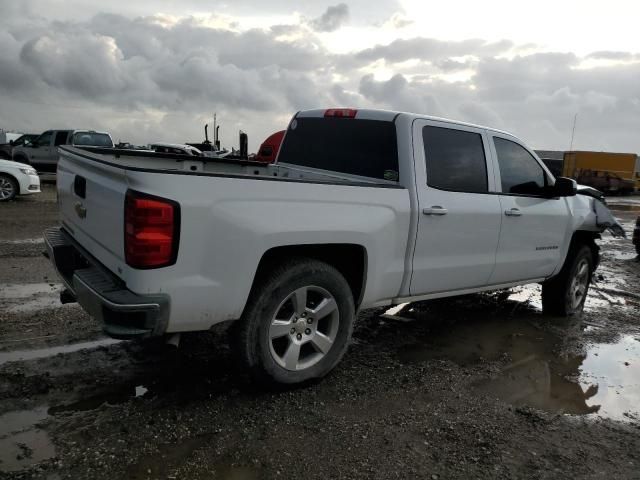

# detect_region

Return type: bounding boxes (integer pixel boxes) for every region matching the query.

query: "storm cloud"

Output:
[0,0,639,153]
[309,4,350,32]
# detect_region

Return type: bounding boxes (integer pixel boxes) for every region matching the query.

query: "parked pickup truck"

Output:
[44,108,616,385]
[13,130,113,170]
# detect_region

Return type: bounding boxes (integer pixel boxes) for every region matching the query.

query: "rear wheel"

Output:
[234,258,355,385]
[541,245,593,316]
[0,175,18,201]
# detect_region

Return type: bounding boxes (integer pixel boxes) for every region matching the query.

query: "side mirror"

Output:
[9,140,14,146]
[551,177,577,197]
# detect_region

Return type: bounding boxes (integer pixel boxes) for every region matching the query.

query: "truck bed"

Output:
[64,146,400,187]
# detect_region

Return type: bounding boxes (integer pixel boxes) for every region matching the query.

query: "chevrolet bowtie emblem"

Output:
[74,201,87,219]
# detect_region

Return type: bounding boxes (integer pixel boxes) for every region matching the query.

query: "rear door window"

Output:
[494,137,547,195]
[422,126,488,193]
[277,118,399,181]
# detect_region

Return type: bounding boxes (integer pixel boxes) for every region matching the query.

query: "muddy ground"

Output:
[1,185,639,479]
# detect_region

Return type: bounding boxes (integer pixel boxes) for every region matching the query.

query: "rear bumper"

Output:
[43,227,169,339]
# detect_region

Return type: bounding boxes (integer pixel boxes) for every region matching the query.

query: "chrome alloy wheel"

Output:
[268,285,340,371]
[0,177,15,200]
[569,258,590,310]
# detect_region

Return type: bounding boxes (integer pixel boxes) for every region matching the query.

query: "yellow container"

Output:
[563,151,639,190]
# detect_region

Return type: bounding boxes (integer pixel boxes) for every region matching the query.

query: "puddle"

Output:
[507,282,632,312]
[0,406,55,472]
[0,383,150,471]
[399,313,640,421]
[0,282,63,313]
[610,251,638,261]
[126,434,218,479]
[48,384,148,415]
[0,338,122,366]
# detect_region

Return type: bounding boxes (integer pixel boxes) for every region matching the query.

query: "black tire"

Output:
[0,174,18,202]
[234,258,355,386]
[541,245,593,316]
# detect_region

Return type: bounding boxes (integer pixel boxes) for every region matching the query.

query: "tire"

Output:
[234,258,355,386]
[541,245,593,316]
[0,175,18,202]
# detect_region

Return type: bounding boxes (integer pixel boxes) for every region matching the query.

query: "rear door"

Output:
[488,134,570,284]
[410,120,502,295]
[45,131,71,166]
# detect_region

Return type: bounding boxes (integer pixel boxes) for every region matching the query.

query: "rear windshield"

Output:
[277,117,399,181]
[72,132,113,147]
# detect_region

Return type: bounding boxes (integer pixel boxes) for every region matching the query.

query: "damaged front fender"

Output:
[576,186,626,238]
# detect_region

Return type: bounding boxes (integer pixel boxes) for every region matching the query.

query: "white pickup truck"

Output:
[45,108,614,385]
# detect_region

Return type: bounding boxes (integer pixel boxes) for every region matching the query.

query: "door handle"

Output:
[423,206,448,216]
[504,208,522,217]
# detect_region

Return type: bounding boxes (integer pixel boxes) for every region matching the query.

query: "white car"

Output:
[0,159,40,201]
[45,108,622,385]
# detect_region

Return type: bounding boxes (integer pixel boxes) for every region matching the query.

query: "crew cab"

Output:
[13,130,113,170]
[44,108,617,385]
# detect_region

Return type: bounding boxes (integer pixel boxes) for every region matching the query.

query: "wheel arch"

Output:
[12,153,30,165]
[568,230,600,272]
[0,172,21,196]
[250,243,368,309]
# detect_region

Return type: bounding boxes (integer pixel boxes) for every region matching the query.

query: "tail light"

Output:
[324,108,357,118]
[125,190,179,269]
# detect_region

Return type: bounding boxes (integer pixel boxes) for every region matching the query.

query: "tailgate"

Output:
[57,147,129,276]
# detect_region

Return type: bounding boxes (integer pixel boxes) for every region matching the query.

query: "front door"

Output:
[489,135,571,284]
[410,120,502,295]
[29,131,53,165]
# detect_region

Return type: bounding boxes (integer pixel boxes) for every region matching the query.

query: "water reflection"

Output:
[395,293,640,421]
[0,407,55,472]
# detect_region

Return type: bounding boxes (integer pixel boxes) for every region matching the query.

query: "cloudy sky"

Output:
[1,0,639,153]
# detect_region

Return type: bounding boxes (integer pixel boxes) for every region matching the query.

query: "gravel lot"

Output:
[1,185,639,479]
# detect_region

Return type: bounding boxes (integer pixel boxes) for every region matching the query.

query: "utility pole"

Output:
[569,113,578,151]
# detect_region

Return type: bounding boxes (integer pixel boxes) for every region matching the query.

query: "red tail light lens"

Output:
[324,108,357,118]
[125,191,179,268]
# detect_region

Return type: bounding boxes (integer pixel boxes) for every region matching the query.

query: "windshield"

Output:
[72,132,113,147]
[12,134,37,146]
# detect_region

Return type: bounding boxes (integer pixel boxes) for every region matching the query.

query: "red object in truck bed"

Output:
[254,130,285,163]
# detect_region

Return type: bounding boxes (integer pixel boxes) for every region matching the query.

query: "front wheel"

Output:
[234,258,355,386]
[542,245,593,316]
[0,175,18,201]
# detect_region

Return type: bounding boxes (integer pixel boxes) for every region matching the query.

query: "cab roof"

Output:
[295,108,515,138]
